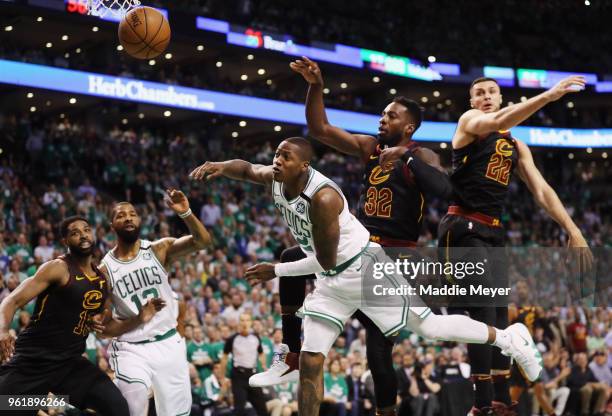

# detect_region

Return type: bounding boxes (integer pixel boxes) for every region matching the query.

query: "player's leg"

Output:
[249,246,309,387]
[491,242,513,409]
[150,333,192,416]
[0,365,48,416]
[300,315,342,416]
[108,340,154,416]
[279,246,310,353]
[51,356,130,416]
[354,310,397,416]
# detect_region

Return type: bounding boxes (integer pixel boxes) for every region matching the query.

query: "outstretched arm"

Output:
[0,260,66,361]
[460,75,586,140]
[245,187,342,284]
[152,189,212,265]
[291,57,376,159]
[515,140,593,266]
[190,160,274,185]
[88,266,166,338]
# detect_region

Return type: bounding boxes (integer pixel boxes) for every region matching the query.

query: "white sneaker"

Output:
[248,343,299,387]
[501,323,543,381]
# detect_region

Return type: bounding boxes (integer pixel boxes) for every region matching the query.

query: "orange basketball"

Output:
[118,6,170,59]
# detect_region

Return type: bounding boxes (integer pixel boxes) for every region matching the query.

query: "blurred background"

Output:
[0,1,610,415]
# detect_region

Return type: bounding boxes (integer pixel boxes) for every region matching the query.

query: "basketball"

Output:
[118,6,170,60]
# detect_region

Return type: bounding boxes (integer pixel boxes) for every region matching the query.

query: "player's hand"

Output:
[139,297,167,324]
[87,309,111,335]
[245,262,276,286]
[379,146,408,172]
[566,231,594,274]
[189,161,226,182]
[290,56,324,85]
[165,188,190,215]
[544,76,586,101]
[0,331,15,363]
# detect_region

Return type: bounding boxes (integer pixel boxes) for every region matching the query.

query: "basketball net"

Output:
[87,0,141,18]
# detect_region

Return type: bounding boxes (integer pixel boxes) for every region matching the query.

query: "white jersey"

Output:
[101,240,177,342]
[272,167,370,277]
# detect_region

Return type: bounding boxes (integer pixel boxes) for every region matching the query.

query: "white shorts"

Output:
[109,331,191,416]
[298,244,431,354]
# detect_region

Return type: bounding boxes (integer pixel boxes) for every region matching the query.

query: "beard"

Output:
[377,131,402,147]
[116,225,141,244]
[68,241,94,258]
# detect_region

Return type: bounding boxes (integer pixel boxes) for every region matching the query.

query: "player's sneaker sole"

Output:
[249,368,299,387]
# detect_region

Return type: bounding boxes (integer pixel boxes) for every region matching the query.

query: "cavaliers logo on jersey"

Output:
[82,289,104,310]
[368,165,391,185]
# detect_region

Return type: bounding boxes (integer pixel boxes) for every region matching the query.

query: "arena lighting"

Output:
[36,17,43,22]
[138,113,144,119]
[117,45,123,51]
[257,68,266,75]
[421,97,428,103]
[121,118,128,125]
[163,110,171,117]
[440,142,447,149]
[92,26,99,32]
[240,74,248,81]
[1,59,609,147]
[196,45,205,51]
[603,152,608,159]
[232,131,239,138]
[266,79,272,85]
[239,121,247,127]
[568,153,575,159]
[340,82,348,89]
[247,54,254,60]
[76,48,81,53]
[61,35,69,41]
[274,125,282,132]
[389,88,397,94]
[567,102,574,108]
[27,92,34,98]
[323,88,330,94]
[5,26,13,32]
[216,61,222,67]
[69,97,77,104]
[149,60,156,66]
[30,106,36,112]
[586,147,593,154]
[433,91,440,97]
[428,56,436,63]
[165,53,172,60]
[45,42,53,48]
[372,76,380,83]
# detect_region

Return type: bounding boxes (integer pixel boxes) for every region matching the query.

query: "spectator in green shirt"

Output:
[187,326,216,382]
[323,358,349,416]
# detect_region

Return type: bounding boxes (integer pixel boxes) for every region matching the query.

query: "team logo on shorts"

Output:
[296,202,306,214]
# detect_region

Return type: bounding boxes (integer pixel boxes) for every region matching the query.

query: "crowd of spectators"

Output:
[2,6,612,128]
[0,108,610,416]
[149,0,611,74]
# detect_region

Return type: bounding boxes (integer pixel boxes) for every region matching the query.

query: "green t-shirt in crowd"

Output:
[324,373,348,402]
[187,340,217,382]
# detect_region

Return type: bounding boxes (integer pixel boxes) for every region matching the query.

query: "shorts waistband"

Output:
[321,241,371,277]
[370,235,418,247]
[125,328,177,344]
[448,205,501,228]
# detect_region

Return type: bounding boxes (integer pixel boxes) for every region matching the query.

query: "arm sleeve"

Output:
[402,150,455,200]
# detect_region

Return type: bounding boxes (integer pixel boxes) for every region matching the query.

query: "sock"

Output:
[492,374,512,405]
[472,375,493,409]
[492,328,511,350]
[281,314,302,353]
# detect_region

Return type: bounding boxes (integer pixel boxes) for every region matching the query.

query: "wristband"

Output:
[178,208,192,219]
[401,149,414,165]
